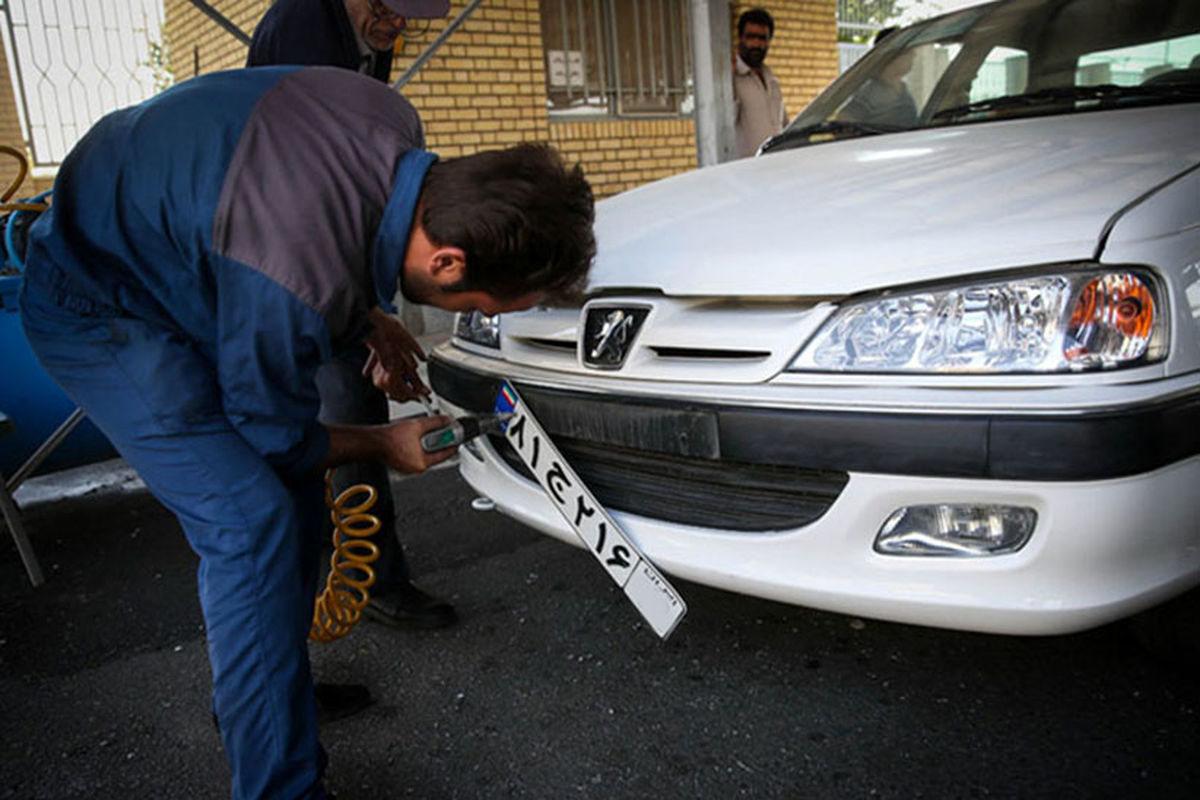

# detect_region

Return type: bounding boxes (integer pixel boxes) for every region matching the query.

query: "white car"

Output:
[430,0,1200,639]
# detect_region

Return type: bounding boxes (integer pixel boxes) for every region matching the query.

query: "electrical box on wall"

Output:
[546,50,585,87]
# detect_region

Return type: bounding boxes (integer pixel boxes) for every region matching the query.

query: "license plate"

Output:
[494,380,687,639]
[518,388,719,459]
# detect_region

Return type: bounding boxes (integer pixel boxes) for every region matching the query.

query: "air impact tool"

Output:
[420,412,514,452]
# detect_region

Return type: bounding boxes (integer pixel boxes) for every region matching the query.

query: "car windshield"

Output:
[761,0,1200,154]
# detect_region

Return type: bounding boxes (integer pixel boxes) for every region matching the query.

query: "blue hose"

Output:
[3,190,51,271]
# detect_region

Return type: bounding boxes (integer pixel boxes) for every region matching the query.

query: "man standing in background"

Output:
[733,7,787,158]
[248,0,459,633]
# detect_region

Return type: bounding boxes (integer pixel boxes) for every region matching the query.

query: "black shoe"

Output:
[365,584,457,630]
[313,682,373,725]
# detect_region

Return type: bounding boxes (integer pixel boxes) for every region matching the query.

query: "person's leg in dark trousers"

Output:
[22,287,328,800]
[314,344,455,629]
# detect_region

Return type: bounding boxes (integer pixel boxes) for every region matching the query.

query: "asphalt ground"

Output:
[2,462,1198,799]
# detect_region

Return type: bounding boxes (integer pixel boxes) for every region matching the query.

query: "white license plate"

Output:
[494,380,687,639]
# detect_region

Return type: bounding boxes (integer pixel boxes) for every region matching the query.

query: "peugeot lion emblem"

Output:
[582,306,649,369]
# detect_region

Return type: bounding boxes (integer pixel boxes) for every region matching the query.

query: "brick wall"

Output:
[163,0,265,77]
[162,0,555,154]
[401,0,551,157]
[0,35,52,198]
[2,1,838,200]
[157,0,837,199]
[549,118,696,198]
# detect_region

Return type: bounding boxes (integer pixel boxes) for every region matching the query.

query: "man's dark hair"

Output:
[738,8,775,38]
[420,143,595,301]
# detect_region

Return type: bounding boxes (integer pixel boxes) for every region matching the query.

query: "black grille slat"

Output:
[514,337,576,352]
[579,458,839,530]
[650,347,770,360]
[490,434,846,532]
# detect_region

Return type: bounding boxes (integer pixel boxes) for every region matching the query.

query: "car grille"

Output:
[430,356,849,530]
[488,433,847,532]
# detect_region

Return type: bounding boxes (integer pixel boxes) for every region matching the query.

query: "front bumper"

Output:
[431,356,1200,482]
[431,352,1200,635]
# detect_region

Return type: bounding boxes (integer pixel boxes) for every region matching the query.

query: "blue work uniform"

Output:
[19,66,433,800]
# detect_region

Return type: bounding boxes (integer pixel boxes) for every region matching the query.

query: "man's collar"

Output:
[372,149,438,313]
[735,53,772,78]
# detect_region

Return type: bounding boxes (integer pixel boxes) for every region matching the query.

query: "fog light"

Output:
[874,504,1035,557]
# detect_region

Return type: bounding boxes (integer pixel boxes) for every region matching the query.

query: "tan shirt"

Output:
[733,55,787,159]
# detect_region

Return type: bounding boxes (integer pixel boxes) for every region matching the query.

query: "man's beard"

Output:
[740,46,766,69]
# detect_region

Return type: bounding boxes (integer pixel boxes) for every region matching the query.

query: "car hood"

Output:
[588,104,1200,297]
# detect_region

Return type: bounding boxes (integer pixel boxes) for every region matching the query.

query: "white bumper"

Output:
[453,422,1200,636]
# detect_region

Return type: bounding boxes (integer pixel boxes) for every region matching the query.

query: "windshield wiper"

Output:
[759,119,906,154]
[932,82,1200,123]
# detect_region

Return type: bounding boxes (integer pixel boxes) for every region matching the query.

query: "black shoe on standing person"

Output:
[365,583,457,630]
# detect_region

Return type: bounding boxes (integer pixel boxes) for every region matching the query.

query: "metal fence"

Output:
[1,0,166,168]
[836,0,885,43]
[838,41,871,73]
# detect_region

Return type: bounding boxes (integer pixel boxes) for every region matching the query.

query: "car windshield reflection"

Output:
[762,0,1200,154]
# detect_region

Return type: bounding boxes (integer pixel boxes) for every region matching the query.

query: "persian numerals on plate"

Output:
[494,380,686,639]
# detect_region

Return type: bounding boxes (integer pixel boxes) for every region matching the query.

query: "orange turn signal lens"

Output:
[1063,272,1158,367]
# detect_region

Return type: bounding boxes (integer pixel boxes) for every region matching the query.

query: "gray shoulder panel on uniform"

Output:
[213,67,425,343]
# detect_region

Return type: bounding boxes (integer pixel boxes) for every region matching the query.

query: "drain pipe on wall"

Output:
[689,0,737,167]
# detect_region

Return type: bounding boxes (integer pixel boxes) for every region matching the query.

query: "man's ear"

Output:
[429,246,467,288]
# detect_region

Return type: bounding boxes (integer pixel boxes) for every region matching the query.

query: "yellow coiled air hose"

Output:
[310,471,382,642]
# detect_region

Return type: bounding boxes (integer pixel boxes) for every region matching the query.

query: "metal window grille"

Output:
[540,0,693,118]
[1,0,166,168]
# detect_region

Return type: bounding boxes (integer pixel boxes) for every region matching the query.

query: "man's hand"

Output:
[363,307,429,401]
[323,415,457,475]
[378,415,458,474]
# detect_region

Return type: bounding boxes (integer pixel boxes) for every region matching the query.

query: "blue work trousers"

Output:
[20,273,328,800]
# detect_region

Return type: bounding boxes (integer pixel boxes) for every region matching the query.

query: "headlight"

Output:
[789,266,1166,373]
[454,310,500,348]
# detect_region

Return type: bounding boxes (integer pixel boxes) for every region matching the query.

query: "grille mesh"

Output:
[490,434,847,532]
